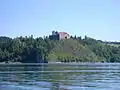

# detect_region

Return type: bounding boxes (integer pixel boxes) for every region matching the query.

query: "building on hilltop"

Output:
[49,31,70,40]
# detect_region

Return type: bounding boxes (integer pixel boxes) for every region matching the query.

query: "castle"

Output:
[49,31,70,40]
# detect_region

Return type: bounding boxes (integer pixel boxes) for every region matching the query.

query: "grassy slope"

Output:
[47,39,100,62]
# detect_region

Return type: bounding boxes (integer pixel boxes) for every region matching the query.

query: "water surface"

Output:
[0,63,120,90]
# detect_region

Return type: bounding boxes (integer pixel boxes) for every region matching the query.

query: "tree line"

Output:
[0,35,120,63]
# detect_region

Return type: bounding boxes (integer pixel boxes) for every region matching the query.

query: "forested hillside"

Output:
[0,35,120,63]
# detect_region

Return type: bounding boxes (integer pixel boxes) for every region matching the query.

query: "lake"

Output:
[0,63,120,90]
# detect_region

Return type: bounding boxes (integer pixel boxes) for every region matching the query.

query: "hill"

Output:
[0,36,120,63]
[47,39,100,62]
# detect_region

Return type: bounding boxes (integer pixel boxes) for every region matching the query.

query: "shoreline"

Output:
[0,62,119,65]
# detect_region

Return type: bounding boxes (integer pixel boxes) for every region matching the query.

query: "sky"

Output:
[0,0,120,41]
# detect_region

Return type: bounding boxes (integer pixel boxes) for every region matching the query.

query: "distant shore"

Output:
[0,61,119,65]
[0,36,120,63]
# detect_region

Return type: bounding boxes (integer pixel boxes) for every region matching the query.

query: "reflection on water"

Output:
[0,63,120,90]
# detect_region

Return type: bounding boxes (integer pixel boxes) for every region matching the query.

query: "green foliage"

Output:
[0,35,120,63]
[47,39,98,62]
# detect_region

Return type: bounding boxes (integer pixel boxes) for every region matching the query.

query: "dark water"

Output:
[0,63,120,90]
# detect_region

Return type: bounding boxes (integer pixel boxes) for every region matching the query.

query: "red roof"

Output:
[58,32,69,35]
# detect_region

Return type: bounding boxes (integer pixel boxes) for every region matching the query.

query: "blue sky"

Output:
[0,0,120,41]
